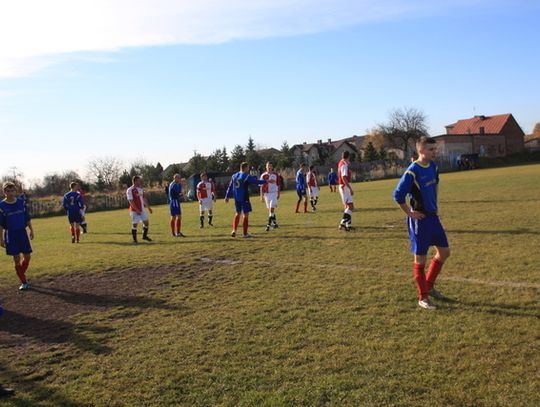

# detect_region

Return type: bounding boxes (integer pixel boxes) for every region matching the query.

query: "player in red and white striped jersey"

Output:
[196,173,216,228]
[260,162,280,231]
[126,176,153,243]
[306,165,319,212]
[338,151,354,231]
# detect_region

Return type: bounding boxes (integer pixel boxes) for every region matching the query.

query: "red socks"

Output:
[176,218,181,233]
[75,227,80,241]
[413,263,428,300]
[242,217,249,235]
[232,214,240,231]
[426,258,443,290]
[295,201,301,213]
[170,219,176,234]
[15,262,27,284]
[70,226,75,236]
[304,201,308,212]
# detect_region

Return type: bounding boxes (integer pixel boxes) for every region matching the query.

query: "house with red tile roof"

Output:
[435,113,525,158]
[291,136,364,165]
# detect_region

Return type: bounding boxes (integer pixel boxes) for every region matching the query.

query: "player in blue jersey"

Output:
[328,168,338,192]
[168,174,185,237]
[225,162,266,238]
[63,182,85,243]
[0,182,34,290]
[295,163,308,213]
[393,136,451,310]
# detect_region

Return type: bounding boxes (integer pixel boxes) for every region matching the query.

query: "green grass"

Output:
[1,164,539,406]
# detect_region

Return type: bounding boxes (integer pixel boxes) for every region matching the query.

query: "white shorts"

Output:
[199,198,214,212]
[308,187,319,199]
[130,210,149,224]
[264,192,278,209]
[339,185,354,205]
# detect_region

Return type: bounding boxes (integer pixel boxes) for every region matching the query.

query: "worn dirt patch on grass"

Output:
[0,264,203,353]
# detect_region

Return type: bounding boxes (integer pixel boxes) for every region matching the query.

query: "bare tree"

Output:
[86,157,123,190]
[377,107,429,160]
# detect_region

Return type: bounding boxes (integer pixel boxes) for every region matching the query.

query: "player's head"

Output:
[309,165,315,171]
[330,168,334,172]
[240,162,249,172]
[416,136,437,161]
[266,162,273,172]
[173,173,181,183]
[2,182,17,199]
[132,175,142,187]
[200,172,208,181]
[300,163,307,171]
[342,151,350,160]
[70,181,79,190]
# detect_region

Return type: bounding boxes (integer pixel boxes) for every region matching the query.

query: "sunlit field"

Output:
[1,164,539,406]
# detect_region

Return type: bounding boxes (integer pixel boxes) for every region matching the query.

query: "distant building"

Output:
[291,135,365,165]
[435,113,525,159]
[524,136,540,153]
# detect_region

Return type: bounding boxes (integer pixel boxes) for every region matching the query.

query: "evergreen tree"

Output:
[364,142,379,162]
[230,145,246,171]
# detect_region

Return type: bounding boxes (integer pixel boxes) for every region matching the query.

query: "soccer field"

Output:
[1,164,539,406]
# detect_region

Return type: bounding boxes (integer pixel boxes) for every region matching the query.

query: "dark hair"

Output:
[240,162,249,171]
[416,136,436,148]
[342,151,350,159]
[70,181,78,189]
[200,172,207,178]
[132,176,141,183]
[309,165,315,171]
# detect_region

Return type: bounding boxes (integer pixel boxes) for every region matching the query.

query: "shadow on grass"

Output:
[29,285,182,313]
[445,299,540,319]
[0,310,112,355]
[0,362,88,407]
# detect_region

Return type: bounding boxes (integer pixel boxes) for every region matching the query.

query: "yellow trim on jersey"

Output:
[414,160,430,168]
[405,170,420,189]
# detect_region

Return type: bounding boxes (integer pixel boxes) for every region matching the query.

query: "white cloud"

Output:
[0,0,482,79]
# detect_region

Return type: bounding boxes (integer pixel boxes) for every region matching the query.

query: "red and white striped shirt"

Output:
[260,171,279,194]
[197,181,215,199]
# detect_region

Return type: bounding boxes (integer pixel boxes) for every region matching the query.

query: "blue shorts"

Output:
[169,200,181,216]
[296,189,306,198]
[234,200,252,214]
[4,229,32,256]
[68,211,83,224]
[407,215,449,255]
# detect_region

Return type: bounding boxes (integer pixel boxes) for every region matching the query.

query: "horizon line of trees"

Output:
[6,106,516,197]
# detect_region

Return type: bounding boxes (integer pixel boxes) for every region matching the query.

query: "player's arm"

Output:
[196,184,202,202]
[224,179,233,203]
[0,210,5,247]
[62,196,69,211]
[393,172,424,220]
[143,197,153,214]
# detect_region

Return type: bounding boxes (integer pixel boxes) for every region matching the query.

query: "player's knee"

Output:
[438,247,450,261]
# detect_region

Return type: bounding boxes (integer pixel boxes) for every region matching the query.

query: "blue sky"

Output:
[0,0,539,183]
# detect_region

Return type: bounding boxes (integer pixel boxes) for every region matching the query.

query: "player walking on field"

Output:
[393,136,450,310]
[260,162,280,232]
[225,162,266,238]
[338,151,355,231]
[168,174,186,237]
[62,182,85,243]
[197,172,216,228]
[295,163,308,213]
[127,176,153,243]
[0,182,34,290]
[306,165,319,212]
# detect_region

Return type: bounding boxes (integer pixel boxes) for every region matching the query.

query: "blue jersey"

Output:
[328,172,338,184]
[393,161,439,215]
[63,191,84,215]
[0,198,31,231]
[168,182,182,203]
[296,170,306,191]
[225,172,264,203]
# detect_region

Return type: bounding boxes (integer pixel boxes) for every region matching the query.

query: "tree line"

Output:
[3,107,480,197]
